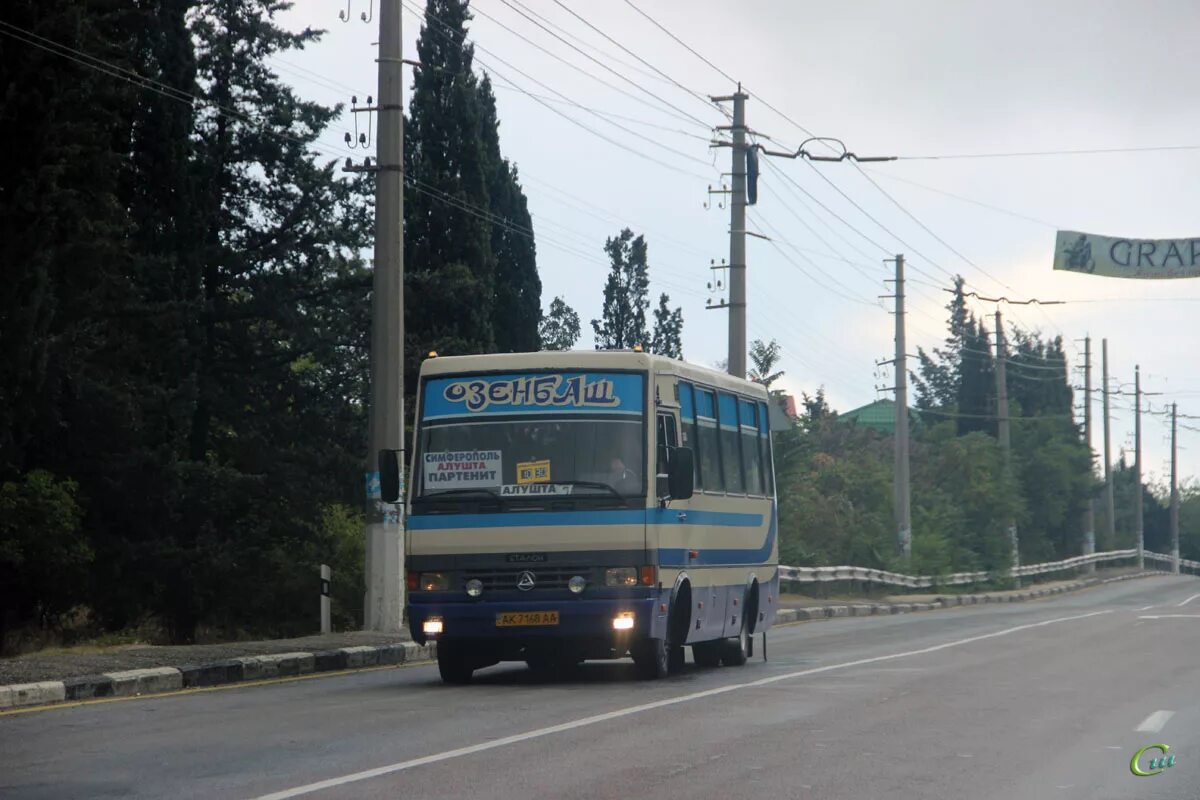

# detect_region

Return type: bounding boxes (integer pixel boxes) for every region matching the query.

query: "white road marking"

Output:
[1138,605,1155,611]
[1136,710,1175,733]
[1139,614,1200,620]
[250,609,1112,800]
[1177,592,1200,607]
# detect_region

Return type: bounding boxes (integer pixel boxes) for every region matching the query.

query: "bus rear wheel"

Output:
[720,614,750,667]
[436,641,475,685]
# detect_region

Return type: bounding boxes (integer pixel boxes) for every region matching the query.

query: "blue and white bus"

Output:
[405,350,779,683]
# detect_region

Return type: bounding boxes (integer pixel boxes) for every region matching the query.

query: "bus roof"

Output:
[419,350,769,399]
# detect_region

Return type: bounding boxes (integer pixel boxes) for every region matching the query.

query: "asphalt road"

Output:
[3,575,1199,800]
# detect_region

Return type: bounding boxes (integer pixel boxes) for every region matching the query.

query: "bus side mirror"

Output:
[378,449,402,503]
[667,446,694,501]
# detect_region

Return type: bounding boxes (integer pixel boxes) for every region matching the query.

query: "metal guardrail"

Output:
[780,548,1198,589]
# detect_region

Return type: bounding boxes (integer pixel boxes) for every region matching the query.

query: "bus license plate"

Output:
[496,611,559,627]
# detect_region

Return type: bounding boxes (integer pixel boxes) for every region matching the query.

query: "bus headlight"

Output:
[612,612,635,630]
[465,578,483,597]
[604,567,638,587]
[423,617,444,635]
[419,572,449,592]
[568,575,587,594]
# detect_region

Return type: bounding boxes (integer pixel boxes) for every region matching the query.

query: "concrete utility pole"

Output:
[1102,339,1115,549]
[1135,365,1144,571]
[1082,336,1095,573]
[994,310,1019,584]
[364,0,405,631]
[712,86,748,378]
[1171,402,1180,574]
[892,255,912,561]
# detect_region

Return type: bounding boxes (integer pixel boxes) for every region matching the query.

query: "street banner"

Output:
[1054,230,1200,279]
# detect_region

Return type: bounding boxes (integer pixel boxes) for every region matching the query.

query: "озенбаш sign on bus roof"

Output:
[421,372,645,419]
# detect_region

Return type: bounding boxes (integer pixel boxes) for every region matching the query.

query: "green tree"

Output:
[538,296,581,350]
[913,277,995,436]
[749,339,784,388]
[592,228,650,350]
[479,74,541,353]
[649,293,684,358]
[404,0,496,376]
[0,0,136,481]
[0,471,90,652]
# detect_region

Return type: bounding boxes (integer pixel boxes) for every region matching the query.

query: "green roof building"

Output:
[840,399,898,435]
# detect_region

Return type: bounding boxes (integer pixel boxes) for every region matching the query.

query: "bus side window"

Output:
[655,413,677,476]
[759,401,775,498]
[739,399,763,495]
[695,387,722,492]
[718,392,745,494]
[679,382,702,490]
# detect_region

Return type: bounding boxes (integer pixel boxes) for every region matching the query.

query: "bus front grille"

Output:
[466,567,594,591]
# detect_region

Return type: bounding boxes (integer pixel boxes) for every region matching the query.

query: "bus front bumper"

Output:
[408,596,661,646]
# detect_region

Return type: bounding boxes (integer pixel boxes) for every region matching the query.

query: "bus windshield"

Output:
[413,371,647,508]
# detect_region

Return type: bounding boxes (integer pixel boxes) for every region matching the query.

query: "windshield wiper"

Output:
[551,481,630,504]
[422,487,502,499]
[414,487,505,507]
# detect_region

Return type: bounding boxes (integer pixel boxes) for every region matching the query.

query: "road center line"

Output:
[1177,592,1200,607]
[1136,710,1175,733]
[249,609,1111,800]
[1138,605,1155,611]
[1139,614,1200,620]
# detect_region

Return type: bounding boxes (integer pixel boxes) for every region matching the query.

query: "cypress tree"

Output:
[649,293,684,358]
[404,0,495,382]
[479,74,540,352]
[592,228,650,350]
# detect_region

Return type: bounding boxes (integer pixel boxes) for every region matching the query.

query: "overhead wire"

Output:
[467,0,710,132]
[546,0,718,115]
[897,144,1200,160]
[506,0,687,89]
[477,0,712,129]
[622,0,734,85]
[401,1,714,180]
[2,12,719,316]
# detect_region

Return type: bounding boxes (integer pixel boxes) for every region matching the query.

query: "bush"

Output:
[0,470,91,653]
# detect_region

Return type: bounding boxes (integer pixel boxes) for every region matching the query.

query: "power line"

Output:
[468,0,709,132]
[621,0,735,85]
[859,169,1058,229]
[482,0,712,129]
[897,144,1200,160]
[748,216,877,307]
[0,12,713,302]
[851,161,1023,297]
[486,78,712,141]
[916,407,1075,422]
[547,0,716,114]
[505,0,686,89]
[400,1,712,180]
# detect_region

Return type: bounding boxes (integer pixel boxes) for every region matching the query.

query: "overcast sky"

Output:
[280,0,1200,485]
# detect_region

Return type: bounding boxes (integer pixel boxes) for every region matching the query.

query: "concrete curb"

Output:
[1,641,436,711]
[772,570,1167,630]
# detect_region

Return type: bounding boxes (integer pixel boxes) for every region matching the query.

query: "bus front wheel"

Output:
[630,637,670,679]
[436,641,475,685]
